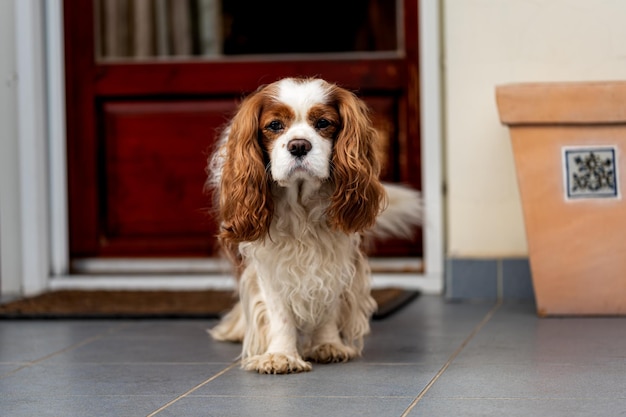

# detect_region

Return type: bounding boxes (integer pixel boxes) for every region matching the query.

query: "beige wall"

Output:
[443,0,626,258]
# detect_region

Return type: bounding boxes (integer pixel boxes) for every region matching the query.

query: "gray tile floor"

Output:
[1,295,625,417]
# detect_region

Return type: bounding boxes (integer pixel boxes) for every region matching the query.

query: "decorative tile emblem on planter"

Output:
[563,146,619,200]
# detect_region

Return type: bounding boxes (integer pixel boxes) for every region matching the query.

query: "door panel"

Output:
[100,100,237,256]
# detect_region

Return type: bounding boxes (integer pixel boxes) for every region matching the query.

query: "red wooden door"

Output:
[64,0,422,265]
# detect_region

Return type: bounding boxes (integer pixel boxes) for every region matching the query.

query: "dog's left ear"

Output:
[327,87,386,233]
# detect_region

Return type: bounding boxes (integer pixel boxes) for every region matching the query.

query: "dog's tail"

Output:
[368,182,423,240]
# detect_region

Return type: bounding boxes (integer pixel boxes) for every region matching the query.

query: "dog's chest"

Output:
[247,219,358,326]
[241,184,362,325]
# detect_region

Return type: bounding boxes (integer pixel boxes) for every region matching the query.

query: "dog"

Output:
[206,77,421,374]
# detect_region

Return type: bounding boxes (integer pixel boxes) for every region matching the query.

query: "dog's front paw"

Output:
[243,353,312,374]
[306,343,357,364]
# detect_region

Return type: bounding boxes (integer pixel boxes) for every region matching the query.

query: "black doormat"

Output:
[0,288,419,320]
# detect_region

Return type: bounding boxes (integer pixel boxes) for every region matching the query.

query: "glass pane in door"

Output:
[95,0,399,61]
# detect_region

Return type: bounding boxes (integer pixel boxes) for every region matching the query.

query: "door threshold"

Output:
[55,257,440,292]
[70,257,424,275]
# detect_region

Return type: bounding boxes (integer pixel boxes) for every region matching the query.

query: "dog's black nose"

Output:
[287,139,312,157]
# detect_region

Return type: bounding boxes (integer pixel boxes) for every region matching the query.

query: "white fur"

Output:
[276,78,329,113]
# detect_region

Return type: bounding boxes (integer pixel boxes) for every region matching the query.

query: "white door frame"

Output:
[7,0,444,296]
[10,0,50,296]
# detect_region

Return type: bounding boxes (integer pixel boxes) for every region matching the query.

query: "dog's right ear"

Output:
[218,89,273,244]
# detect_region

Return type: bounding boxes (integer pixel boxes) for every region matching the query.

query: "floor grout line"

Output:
[0,322,131,380]
[146,361,239,417]
[400,301,502,417]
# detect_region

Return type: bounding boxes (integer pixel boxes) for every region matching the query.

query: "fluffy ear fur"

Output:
[327,87,386,233]
[218,89,273,244]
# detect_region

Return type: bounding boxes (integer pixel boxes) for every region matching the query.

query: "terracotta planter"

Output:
[496,81,626,316]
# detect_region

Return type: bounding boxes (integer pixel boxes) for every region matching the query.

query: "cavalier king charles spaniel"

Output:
[207,77,422,374]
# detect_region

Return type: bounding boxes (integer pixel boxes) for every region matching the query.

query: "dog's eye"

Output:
[266,120,284,132]
[315,118,331,129]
